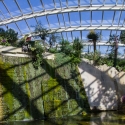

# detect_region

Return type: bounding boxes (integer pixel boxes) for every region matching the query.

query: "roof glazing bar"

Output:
[66,0,68,8]
[27,0,34,13]
[15,22,23,35]
[14,0,23,15]
[112,11,116,26]
[57,14,61,28]
[101,11,104,26]
[68,12,71,27]
[1,1,13,18]
[39,0,45,11]
[53,0,56,9]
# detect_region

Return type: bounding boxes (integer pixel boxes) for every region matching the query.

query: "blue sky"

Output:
[0,0,124,42]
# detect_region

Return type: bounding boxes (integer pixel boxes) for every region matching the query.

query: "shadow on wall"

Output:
[0,55,89,121]
[78,59,119,111]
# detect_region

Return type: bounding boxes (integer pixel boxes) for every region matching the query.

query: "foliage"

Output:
[5,28,18,45]
[87,30,99,41]
[73,37,83,58]
[49,48,58,53]
[30,41,44,68]
[60,39,73,55]
[0,28,18,46]
[120,30,125,44]
[59,38,83,64]
[84,53,125,72]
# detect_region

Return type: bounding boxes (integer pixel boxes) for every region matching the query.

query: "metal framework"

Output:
[0,0,125,42]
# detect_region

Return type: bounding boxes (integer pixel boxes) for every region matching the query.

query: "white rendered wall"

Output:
[78,59,118,110]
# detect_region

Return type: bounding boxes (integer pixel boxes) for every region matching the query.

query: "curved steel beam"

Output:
[0,5,125,25]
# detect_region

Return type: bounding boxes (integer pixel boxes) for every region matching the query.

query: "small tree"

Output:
[34,22,49,48]
[73,37,83,58]
[108,34,119,67]
[87,30,99,53]
[120,30,125,44]
[5,28,18,45]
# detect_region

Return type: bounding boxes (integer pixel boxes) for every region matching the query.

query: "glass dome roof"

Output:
[0,0,125,42]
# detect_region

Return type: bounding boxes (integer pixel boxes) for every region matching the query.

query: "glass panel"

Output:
[7,23,21,35]
[0,13,5,20]
[72,31,81,40]
[16,20,30,34]
[119,11,125,25]
[4,0,21,17]
[92,11,102,25]
[70,12,80,26]
[55,0,61,8]
[99,46,109,54]
[42,0,55,10]
[81,11,90,25]
[29,0,43,12]
[80,0,90,6]
[48,14,59,28]
[63,13,70,27]
[105,0,116,5]
[111,30,116,35]
[36,16,49,28]
[62,32,67,40]
[61,0,67,8]
[92,0,103,5]
[26,18,37,32]
[101,30,111,41]
[67,32,72,42]
[0,2,11,19]
[102,11,114,25]
[0,25,7,30]
[58,14,65,27]
[117,0,124,4]
[116,31,121,36]
[82,31,89,40]
[68,0,78,7]
[113,11,121,25]
[16,0,32,14]
[118,46,125,55]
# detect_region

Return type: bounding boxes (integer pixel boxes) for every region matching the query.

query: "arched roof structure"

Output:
[0,0,125,43]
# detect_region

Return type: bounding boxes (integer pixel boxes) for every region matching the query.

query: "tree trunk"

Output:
[93,40,96,63]
[93,40,96,53]
[114,41,118,67]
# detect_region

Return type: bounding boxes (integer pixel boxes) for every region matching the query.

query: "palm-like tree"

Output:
[87,30,99,53]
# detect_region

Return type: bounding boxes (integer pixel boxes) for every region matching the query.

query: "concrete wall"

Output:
[78,59,119,110]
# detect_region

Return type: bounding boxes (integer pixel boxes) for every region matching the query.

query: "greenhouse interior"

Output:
[0,0,125,125]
